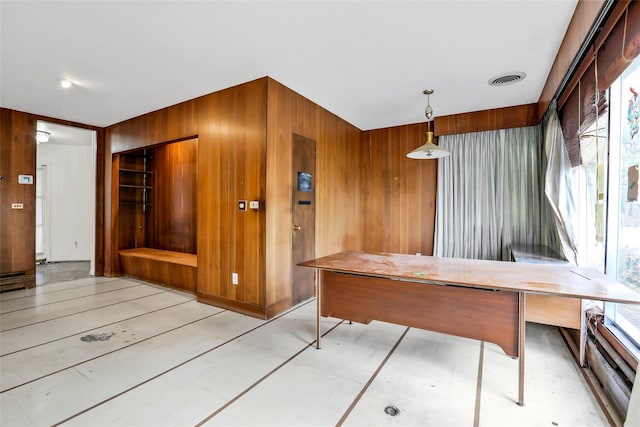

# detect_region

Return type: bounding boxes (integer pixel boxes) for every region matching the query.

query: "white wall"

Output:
[36,143,94,262]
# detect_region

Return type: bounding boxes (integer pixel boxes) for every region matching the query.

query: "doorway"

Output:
[291,134,316,305]
[36,121,97,275]
[35,165,47,261]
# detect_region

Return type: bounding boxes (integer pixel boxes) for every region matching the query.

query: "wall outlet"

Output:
[232,272,238,285]
[249,200,259,209]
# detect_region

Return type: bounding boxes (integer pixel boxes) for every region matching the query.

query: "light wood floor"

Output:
[0,276,610,426]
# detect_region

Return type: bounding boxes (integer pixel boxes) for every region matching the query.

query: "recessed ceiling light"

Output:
[60,79,73,88]
[488,72,527,87]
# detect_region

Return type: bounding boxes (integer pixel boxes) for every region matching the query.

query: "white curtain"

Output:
[434,126,560,261]
[543,109,579,265]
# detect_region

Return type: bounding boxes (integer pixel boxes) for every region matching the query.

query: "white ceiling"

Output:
[1,1,579,131]
[36,121,95,147]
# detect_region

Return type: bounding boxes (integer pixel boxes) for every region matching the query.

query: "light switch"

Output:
[11,203,24,209]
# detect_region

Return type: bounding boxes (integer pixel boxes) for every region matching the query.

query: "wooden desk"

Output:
[510,245,587,363]
[299,251,640,406]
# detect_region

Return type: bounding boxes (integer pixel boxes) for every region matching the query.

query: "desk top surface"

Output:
[299,251,640,304]
[510,244,569,265]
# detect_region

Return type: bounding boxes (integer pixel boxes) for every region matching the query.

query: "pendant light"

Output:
[407,89,450,159]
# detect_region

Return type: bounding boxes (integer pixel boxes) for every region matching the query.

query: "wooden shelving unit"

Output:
[118,150,153,212]
[114,140,198,294]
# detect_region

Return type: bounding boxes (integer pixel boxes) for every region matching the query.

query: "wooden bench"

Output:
[119,248,197,293]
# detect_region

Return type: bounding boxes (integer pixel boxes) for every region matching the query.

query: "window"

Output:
[604,59,640,346]
[576,107,608,272]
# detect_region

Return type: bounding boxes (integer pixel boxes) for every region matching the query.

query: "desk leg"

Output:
[316,269,321,350]
[518,291,526,406]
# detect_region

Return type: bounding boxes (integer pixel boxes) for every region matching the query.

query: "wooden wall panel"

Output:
[265,78,364,313]
[537,0,606,119]
[106,100,198,274]
[196,78,267,310]
[106,79,267,311]
[152,138,198,254]
[361,123,437,256]
[0,109,36,278]
[1,112,106,276]
[434,103,538,136]
[109,100,198,154]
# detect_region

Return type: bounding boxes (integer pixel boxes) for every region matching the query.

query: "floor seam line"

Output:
[0,278,120,302]
[473,341,485,427]
[49,299,316,426]
[0,303,225,393]
[336,326,411,427]
[0,283,150,315]
[0,296,195,356]
[193,318,345,427]
[0,289,173,332]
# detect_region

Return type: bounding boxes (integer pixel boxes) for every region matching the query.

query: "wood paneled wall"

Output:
[106,100,199,276]
[152,138,198,254]
[537,0,606,119]
[361,123,438,255]
[106,79,268,316]
[102,78,549,318]
[0,109,105,286]
[265,78,363,315]
[196,79,267,314]
[434,103,539,136]
[0,109,36,282]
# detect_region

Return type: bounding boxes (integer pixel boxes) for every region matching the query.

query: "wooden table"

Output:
[299,251,640,406]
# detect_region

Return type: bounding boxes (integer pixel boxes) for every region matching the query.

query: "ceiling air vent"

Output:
[488,72,526,87]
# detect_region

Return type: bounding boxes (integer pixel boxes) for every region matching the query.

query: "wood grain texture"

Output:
[526,294,581,329]
[556,1,634,109]
[94,127,106,276]
[291,134,316,306]
[0,109,36,282]
[434,104,538,136]
[106,79,268,314]
[109,100,198,154]
[107,150,120,276]
[320,270,520,357]
[119,248,197,292]
[152,138,198,254]
[0,111,106,278]
[361,123,437,255]
[266,78,363,314]
[301,251,640,304]
[117,152,150,251]
[537,0,606,119]
[196,78,267,309]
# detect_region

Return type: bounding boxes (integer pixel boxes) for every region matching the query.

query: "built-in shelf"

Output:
[119,168,153,174]
[119,201,152,206]
[119,184,153,189]
[118,150,153,213]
